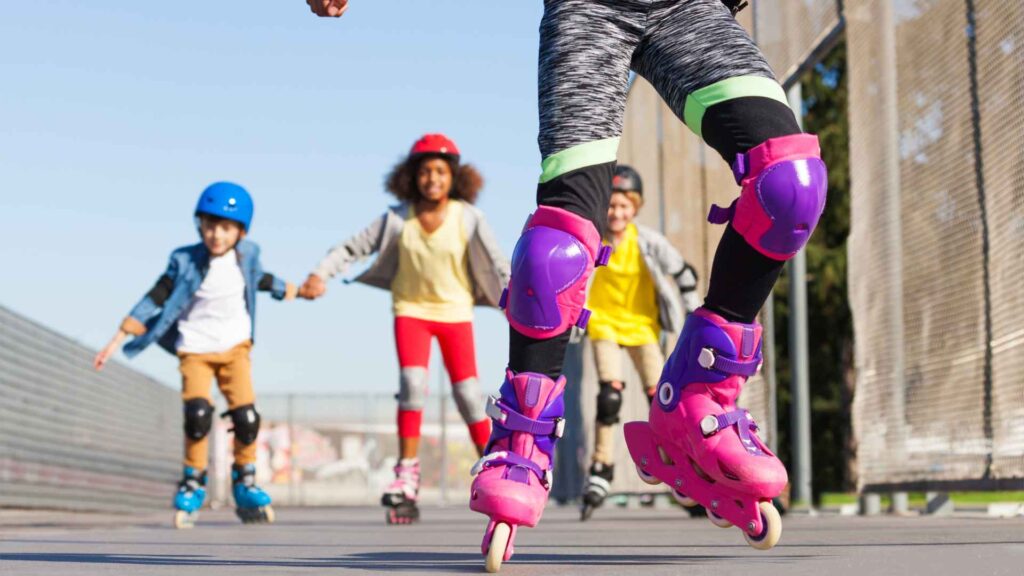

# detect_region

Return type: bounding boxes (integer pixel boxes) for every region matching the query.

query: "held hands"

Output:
[298,274,327,300]
[306,0,349,17]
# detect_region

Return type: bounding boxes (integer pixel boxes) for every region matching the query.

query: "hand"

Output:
[307,0,349,17]
[93,341,118,371]
[284,282,299,301]
[299,274,327,300]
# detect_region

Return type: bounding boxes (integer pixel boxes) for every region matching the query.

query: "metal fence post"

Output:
[439,351,449,507]
[787,83,814,509]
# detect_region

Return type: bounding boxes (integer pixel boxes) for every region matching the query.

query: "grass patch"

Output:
[820,491,1024,508]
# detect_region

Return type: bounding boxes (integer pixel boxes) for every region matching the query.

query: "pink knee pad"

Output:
[499,206,610,340]
[708,134,828,261]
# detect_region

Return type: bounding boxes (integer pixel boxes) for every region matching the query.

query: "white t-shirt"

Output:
[176,249,252,355]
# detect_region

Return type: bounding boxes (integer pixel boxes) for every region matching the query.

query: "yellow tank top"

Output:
[586,223,660,346]
[391,200,475,323]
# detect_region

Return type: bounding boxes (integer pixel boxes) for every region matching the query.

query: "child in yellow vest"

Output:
[581,165,699,520]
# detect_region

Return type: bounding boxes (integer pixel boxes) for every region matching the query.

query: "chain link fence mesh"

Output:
[848,0,1024,489]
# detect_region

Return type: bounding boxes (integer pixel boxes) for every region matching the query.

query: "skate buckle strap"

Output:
[707,199,738,225]
[596,244,613,267]
[700,410,766,456]
[486,396,565,438]
[697,346,760,377]
[472,450,551,488]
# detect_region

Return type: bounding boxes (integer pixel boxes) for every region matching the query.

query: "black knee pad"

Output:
[595,381,623,425]
[183,398,213,440]
[223,404,261,446]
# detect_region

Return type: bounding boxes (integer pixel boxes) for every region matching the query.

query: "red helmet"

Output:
[409,133,460,163]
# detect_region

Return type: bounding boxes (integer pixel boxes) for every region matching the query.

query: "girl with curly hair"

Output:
[299,134,510,525]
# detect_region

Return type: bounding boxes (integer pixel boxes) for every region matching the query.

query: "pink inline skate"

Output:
[381,458,420,525]
[625,134,828,550]
[470,371,566,572]
[471,205,607,572]
[624,308,785,548]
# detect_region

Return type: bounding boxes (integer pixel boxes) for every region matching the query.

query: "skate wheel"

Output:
[671,490,698,508]
[485,522,511,573]
[709,512,733,528]
[580,503,594,522]
[263,505,275,524]
[173,510,195,530]
[635,464,661,486]
[744,501,782,550]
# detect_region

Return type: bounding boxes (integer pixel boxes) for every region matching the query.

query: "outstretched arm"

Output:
[94,254,181,370]
[301,213,388,299]
[306,0,349,17]
[93,330,128,371]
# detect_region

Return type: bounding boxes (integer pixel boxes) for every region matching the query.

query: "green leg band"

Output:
[683,76,788,139]
[540,137,620,183]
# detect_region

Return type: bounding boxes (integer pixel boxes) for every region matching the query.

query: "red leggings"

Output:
[394,316,490,446]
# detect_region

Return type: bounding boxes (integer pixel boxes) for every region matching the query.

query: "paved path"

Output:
[2,506,1022,575]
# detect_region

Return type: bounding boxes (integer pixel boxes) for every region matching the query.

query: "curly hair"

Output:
[385,155,484,205]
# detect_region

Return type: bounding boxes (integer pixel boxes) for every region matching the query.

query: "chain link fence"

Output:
[847,0,1024,491]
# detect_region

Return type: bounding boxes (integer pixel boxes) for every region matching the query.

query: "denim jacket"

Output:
[120,239,289,357]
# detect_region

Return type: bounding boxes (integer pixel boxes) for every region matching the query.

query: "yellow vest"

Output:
[586,223,660,346]
[391,200,475,323]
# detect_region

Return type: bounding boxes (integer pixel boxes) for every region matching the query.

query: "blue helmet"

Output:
[194,182,253,231]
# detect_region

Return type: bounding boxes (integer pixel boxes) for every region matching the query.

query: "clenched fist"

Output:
[299,274,328,300]
[306,0,349,17]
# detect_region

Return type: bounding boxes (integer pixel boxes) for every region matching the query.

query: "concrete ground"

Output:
[1,505,1022,575]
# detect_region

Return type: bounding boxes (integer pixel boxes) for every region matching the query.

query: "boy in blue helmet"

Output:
[94,182,297,528]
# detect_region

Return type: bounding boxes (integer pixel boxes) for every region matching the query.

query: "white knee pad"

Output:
[451,377,486,424]
[398,367,429,411]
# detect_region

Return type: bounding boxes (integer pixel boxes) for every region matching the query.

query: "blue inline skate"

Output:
[232,463,275,524]
[173,466,207,529]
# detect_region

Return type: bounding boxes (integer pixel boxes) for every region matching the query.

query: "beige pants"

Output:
[178,340,256,469]
[590,339,664,465]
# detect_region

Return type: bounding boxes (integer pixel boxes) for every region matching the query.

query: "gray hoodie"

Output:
[312,202,511,308]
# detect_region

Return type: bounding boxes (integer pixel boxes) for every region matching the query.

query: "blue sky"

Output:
[0,1,547,395]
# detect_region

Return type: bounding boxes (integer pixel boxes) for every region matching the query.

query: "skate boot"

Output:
[580,462,613,521]
[231,463,275,524]
[471,370,567,573]
[624,308,787,549]
[381,458,420,525]
[172,466,207,529]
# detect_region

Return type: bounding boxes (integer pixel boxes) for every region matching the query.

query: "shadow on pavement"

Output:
[0,551,813,572]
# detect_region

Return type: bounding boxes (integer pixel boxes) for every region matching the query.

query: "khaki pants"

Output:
[178,340,256,469]
[591,339,664,465]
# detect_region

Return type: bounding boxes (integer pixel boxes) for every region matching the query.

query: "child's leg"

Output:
[506,0,646,380]
[434,320,490,453]
[589,339,624,466]
[178,352,217,470]
[214,341,258,466]
[626,342,665,402]
[622,3,821,541]
[393,316,434,459]
[632,0,826,321]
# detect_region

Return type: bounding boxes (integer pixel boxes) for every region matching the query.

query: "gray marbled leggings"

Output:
[537,0,777,160]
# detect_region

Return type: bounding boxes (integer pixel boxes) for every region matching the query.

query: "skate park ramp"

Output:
[1,505,1021,575]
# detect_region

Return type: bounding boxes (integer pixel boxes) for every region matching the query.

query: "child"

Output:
[93,182,296,528]
[299,134,509,525]
[580,165,699,520]
[307,0,827,566]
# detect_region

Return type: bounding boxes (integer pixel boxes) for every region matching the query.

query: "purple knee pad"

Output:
[499,206,610,340]
[708,134,828,261]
